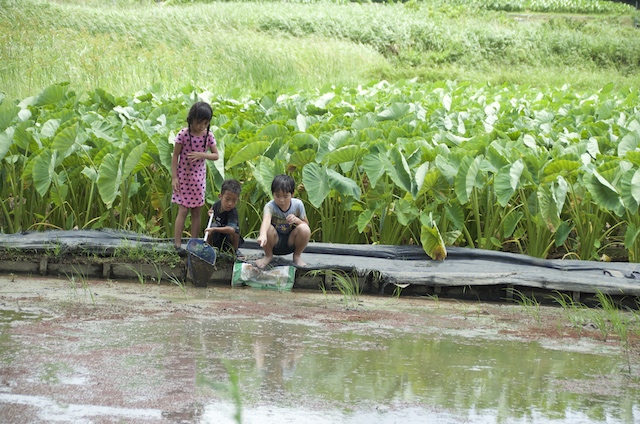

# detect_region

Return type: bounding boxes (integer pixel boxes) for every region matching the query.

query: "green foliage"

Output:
[166,272,188,299]
[3,0,640,262]
[4,79,640,262]
[549,291,589,335]
[113,242,182,267]
[65,267,95,305]
[2,0,639,104]
[449,0,635,14]
[0,0,389,103]
[506,287,542,324]
[307,269,363,309]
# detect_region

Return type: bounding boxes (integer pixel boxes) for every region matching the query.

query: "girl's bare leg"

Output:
[174,205,189,248]
[191,206,202,240]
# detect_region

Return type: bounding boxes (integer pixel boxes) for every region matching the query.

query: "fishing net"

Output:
[186,238,217,287]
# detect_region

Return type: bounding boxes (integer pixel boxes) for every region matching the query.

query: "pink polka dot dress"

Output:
[171,128,216,208]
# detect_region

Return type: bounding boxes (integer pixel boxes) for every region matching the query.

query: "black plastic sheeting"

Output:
[0,229,176,254]
[1,229,640,297]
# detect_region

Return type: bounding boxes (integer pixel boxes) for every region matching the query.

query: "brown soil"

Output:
[2,273,638,349]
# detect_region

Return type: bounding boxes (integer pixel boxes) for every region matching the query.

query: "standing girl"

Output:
[172,101,219,249]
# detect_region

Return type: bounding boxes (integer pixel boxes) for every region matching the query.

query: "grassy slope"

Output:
[1,0,639,103]
[0,1,390,101]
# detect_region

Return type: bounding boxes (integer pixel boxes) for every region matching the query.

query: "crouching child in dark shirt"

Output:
[204,179,244,259]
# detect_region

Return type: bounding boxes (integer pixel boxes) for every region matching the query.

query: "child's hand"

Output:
[172,177,180,193]
[257,234,267,247]
[186,151,205,163]
[286,214,301,226]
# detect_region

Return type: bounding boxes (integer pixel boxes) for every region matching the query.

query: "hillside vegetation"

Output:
[1,0,639,101]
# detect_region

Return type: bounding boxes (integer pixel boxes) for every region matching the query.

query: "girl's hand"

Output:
[257,234,267,247]
[172,177,180,193]
[186,151,205,163]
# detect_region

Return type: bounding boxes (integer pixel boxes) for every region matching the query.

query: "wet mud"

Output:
[1,274,639,423]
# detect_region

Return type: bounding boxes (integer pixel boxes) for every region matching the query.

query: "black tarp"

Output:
[1,230,639,298]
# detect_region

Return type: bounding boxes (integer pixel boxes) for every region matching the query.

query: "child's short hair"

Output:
[271,174,295,194]
[221,179,242,196]
[187,101,212,126]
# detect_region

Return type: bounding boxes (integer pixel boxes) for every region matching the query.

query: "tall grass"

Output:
[307,269,363,309]
[506,287,542,324]
[1,0,639,103]
[0,0,389,102]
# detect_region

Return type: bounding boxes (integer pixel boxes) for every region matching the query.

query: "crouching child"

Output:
[204,179,244,259]
[255,174,311,268]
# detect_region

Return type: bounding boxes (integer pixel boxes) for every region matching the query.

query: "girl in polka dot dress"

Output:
[171,101,219,249]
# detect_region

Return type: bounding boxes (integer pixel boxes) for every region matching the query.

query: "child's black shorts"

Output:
[209,232,244,252]
[273,231,294,255]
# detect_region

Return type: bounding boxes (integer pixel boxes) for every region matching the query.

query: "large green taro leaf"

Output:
[495,159,524,207]
[97,153,123,208]
[302,163,330,208]
[33,149,56,197]
[226,141,270,169]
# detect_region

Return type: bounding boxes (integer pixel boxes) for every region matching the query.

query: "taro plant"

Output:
[4,79,640,263]
[302,160,364,243]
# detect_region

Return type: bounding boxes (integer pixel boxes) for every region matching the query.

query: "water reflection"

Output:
[1,310,638,423]
[184,318,638,423]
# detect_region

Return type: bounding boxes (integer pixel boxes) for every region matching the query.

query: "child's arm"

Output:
[204,205,236,236]
[186,144,219,162]
[286,200,309,226]
[205,143,219,161]
[257,211,273,247]
[207,206,239,235]
[286,214,308,227]
[207,225,236,235]
[171,143,182,192]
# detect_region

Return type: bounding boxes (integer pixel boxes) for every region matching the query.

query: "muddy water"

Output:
[0,311,640,423]
[1,291,639,424]
[190,319,639,424]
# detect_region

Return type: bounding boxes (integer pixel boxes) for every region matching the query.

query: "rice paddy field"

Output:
[1,0,640,261]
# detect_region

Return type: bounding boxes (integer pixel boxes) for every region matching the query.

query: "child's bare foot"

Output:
[293,256,307,267]
[254,256,273,269]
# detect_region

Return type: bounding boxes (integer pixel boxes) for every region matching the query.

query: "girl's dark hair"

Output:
[187,101,212,127]
[186,101,212,146]
[271,174,295,194]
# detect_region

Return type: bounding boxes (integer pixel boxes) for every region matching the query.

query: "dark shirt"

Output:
[210,200,240,234]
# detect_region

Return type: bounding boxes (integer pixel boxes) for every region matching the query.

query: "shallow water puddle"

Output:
[1,312,638,423]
